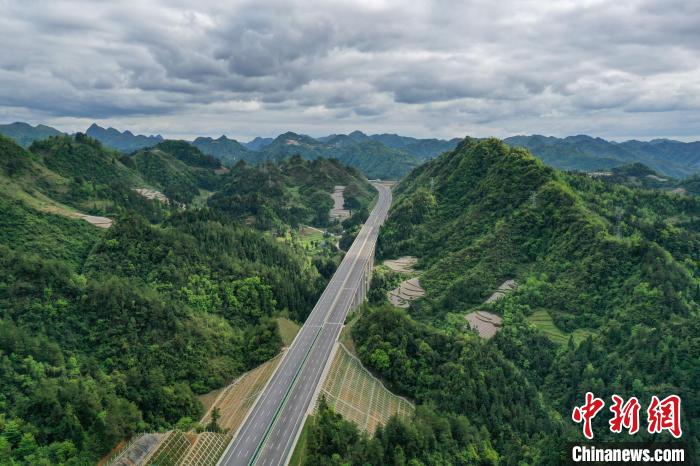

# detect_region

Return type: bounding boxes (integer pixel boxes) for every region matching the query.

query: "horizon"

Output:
[3,119,700,145]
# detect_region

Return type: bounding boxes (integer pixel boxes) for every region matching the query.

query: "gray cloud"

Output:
[0,0,699,140]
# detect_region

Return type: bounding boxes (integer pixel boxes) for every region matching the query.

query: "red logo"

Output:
[609,395,641,435]
[572,393,682,439]
[572,392,605,439]
[647,395,682,438]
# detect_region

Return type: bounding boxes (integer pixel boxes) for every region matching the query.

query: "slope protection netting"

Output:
[318,344,414,433]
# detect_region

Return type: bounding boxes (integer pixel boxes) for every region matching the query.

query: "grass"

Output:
[287,421,310,466]
[297,225,326,252]
[527,309,593,346]
[277,317,301,346]
[191,188,214,208]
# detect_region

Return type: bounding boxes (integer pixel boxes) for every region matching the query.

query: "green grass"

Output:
[277,317,301,346]
[288,419,310,466]
[527,309,568,345]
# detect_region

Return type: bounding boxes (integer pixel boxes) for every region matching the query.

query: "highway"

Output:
[218,182,392,466]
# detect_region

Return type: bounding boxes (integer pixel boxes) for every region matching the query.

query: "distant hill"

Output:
[191,135,252,165]
[504,134,700,178]
[208,155,375,229]
[0,121,63,147]
[243,136,274,151]
[86,123,163,152]
[254,131,420,179]
[320,130,460,160]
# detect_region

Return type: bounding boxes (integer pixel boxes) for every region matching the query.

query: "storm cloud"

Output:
[1,0,699,140]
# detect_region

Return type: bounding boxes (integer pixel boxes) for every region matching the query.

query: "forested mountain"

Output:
[128,144,221,204]
[86,123,163,152]
[319,130,461,160]
[208,155,374,230]
[303,138,699,464]
[0,132,372,464]
[190,131,418,179]
[505,134,700,178]
[250,131,419,179]
[191,135,252,165]
[243,136,274,151]
[0,122,63,147]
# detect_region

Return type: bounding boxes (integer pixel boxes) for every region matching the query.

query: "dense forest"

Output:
[208,155,375,230]
[0,133,372,464]
[301,138,699,464]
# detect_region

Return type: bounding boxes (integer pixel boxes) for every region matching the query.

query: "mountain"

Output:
[0,121,63,147]
[0,131,360,464]
[243,136,274,151]
[302,138,699,464]
[504,134,700,178]
[86,123,163,152]
[128,144,222,204]
[320,130,461,160]
[208,155,375,230]
[191,135,252,166]
[351,137,698,462]
[254,131,420,179]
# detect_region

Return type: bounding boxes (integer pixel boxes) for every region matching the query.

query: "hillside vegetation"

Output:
[209,155,375,230]
[0,133,370,464]
[196,131,420,180]
[303,137,699,464]
[506,134,700,178]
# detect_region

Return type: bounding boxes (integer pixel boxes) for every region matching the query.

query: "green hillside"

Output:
[0,122,64,147]
[248,132,419,179]
[192,135,253,166]
[505,134,700,178]
[0,134,361,464]
[129,146,221,204]
[209,155,375,230]
[302,137,699,464]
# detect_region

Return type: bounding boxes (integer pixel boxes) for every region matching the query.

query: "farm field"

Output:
[318,344,414,434]
[527,309,592,345]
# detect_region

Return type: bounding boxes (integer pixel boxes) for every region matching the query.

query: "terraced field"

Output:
[527,309,592,345]
[318,344,414,433]
[387,277,425,308]
[464,310,503,339]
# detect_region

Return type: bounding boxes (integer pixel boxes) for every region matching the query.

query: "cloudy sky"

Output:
[1,0,699,141]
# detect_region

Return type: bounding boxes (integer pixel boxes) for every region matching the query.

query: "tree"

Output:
[206,408,222,433]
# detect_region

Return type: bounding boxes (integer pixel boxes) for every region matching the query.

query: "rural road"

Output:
[218,182,392,466]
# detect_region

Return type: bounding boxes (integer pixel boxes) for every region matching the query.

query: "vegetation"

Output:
[303,137,699,464]
[0,132,373,464]
[245,132,420,179]
[129,146,221,204]
[505,134,700,178]
[0,122,63,148]
[191,135,252,166]
[208,155,374,230]
[85,123,163,153]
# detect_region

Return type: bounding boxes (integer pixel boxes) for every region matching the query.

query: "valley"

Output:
[0,130,697,466]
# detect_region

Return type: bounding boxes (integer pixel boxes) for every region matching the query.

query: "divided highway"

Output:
[218,182,392,466]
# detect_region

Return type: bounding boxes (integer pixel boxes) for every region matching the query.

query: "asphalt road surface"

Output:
[218,182,392,466]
